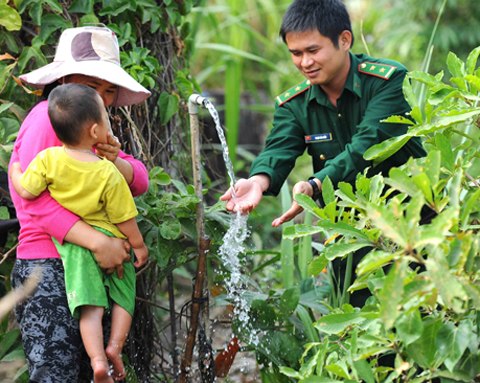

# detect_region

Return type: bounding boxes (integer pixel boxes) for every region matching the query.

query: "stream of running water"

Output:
[203,99,260,346]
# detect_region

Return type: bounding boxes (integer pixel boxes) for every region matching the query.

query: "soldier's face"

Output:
[286,29,351,87]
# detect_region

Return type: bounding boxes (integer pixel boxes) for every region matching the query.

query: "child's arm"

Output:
[116,218,148,268]
[9,162,37,200]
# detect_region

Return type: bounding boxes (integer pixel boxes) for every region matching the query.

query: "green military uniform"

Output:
[250,52,426,195]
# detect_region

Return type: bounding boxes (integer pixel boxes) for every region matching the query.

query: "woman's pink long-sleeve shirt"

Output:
[9,100,149,260]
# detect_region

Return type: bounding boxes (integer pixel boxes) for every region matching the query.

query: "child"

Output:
[10,83,148,383]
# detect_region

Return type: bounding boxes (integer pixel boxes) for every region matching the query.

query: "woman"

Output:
[9,25,151,382]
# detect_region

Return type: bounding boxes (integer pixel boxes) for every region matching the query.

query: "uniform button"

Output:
[338,113,342,118]
[319,154,326,160]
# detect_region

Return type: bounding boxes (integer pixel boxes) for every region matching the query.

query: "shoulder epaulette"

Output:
[276,79,311,106]
[358,62,397,80]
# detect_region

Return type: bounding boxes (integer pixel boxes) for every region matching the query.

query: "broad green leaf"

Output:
[356,250,396,276]
[395,309,423,346]
[434,135,455,172]
[316,221,369,241]
[278,287,300,316]
[364,134,411,163]
[159,218,182,240]
[336,182,355,202]
[307,254,328,276]
[444,320,473,371]
[325,362,350,380]
[250,300,277,330]
[283,224,324,240]
[408,70,442,87]
[417,208,456,248]
[402,75,419,116]
[314,312,372,335]
[0,329,21,359]
[378,260,407,329]
[158,91,179,125]
[68,0,94,13]
[324,242,371,261]
[321,176,335,205]
[466,46,480,75]
[0,102,13,115]
[366,204,408,248]
[434,322,457,369]
[410,109,480,136]
[406,317,442,369]
[352,359,375,383]
[424,150,441,188]
[460,189,480,229]
[426,249,467,313]
[381,115,415,126]
[465,74,480,93]
[412,172,433,204]
[0,3,21,31]
[386,168,419,196]
[279,366,302,379]
[446,52,466,81]
[295,193,324,218]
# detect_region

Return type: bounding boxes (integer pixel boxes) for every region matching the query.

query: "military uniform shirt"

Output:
[250,52,426,196]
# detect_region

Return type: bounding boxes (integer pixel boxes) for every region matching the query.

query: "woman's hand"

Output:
[91,235,131,278]
[95,133,121,162]
[65,220,131,278]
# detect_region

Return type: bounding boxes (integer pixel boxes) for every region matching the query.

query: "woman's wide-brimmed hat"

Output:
[20,26,151,107]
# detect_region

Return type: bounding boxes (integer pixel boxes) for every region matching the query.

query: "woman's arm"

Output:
[65,220,130,277]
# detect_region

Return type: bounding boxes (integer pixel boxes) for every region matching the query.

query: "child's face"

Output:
[94,94,112,144]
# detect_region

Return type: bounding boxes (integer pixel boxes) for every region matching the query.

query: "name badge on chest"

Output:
[305,133,332,143]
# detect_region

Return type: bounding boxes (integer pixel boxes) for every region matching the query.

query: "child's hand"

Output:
[133,244,149,268]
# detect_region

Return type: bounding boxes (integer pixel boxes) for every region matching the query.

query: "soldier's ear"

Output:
[339,30,352,50]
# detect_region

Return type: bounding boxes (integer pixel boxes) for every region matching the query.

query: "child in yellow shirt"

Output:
[10,83,148,383]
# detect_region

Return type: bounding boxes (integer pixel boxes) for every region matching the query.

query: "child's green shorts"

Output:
[53,227,136,319]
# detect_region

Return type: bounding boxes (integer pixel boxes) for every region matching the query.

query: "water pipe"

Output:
[179,94,212,382]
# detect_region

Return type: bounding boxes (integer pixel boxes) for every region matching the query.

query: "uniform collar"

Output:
[307,52,363,105]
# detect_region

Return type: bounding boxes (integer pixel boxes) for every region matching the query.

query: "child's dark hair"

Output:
[47,83,103,145]
[280,0,354,48]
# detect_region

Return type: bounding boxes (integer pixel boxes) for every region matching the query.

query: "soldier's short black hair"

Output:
[47,83,103,146]
[280,0,354,48]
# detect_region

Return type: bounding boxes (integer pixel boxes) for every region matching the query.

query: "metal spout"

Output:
[188,93,208,114]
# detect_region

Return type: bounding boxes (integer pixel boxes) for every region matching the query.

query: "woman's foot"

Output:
[106,342,126,381]
[91,357,114,383]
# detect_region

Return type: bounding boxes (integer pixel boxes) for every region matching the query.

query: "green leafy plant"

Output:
[276,46,480,382]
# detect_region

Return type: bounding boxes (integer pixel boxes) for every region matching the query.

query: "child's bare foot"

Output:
[106,342,126,381]
[92,357,114,383]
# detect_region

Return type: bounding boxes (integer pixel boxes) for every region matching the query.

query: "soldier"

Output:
[221,0,425,306]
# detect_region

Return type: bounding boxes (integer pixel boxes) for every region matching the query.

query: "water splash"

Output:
[203,99,237,199]
[203,98,259,345]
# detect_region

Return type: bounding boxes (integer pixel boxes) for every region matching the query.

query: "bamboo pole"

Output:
[178,96,211,382]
